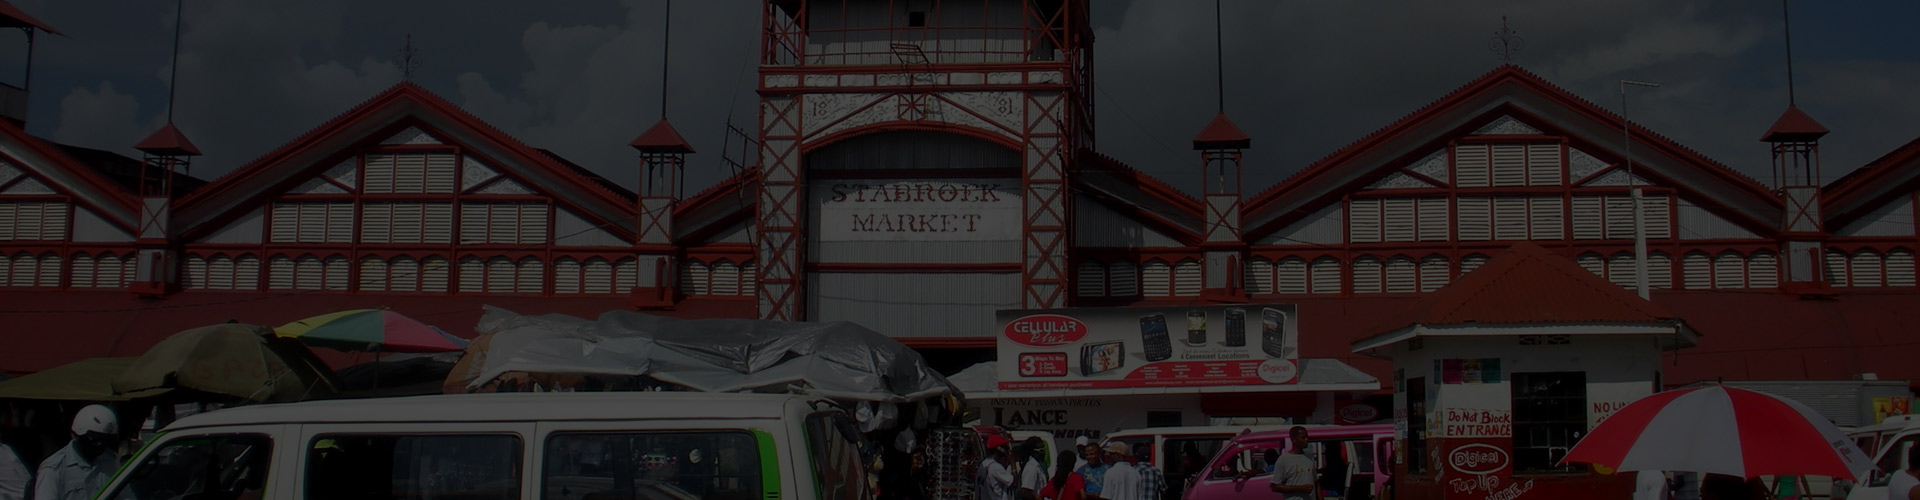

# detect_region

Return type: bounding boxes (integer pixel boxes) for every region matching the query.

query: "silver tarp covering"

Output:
[461,306,957,403]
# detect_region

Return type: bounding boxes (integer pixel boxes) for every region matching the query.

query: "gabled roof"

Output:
[1076,150,1203,244]
[0,119,141,229]
[1244,65,1783,240]
[631,118,695,154]
[175,82,638,240]
[1371,242,1680,330]
[1824,135,1920,227]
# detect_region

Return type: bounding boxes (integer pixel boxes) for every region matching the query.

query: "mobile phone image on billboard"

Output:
[1140,314,1172,362]
[1261,307,1294,359]
[1080,341,1125,376]
[1224,308,1247,347]
[1185,310,1208,346]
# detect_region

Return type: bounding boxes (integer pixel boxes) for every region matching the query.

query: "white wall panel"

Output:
[1073,201,1184,249]
[807,272,1020,338]
[1836,196,1915,237]
[552,209,628,247]
[1259,204,1344,246]
[70,206,133,243]
[1676,198,1760,240]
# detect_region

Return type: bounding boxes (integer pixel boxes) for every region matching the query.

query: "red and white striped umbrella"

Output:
[1563,385,1875,480]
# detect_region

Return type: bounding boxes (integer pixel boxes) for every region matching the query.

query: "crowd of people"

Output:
[972,426,1322,500]
[0,404,123,500]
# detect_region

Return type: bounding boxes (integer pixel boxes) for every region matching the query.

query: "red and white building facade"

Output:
[1,0,1917,448]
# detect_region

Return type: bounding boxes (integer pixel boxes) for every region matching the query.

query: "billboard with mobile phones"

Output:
[996,304,1301,390]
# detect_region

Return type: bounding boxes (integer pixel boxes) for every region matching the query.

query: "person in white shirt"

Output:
[1268,427,1318,500]
[0,439,29,500]
[1074,436,1090,471]
[33,405,121,500]
[1635,471,1669,500]
[1891,443,1920,500]
[1099,442,1143,500]
[1018,437,1048,500]
[979,435,1016,500]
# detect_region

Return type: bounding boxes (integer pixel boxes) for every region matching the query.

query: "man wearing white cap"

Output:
[1073,436,1090,471]
[1098,441,1142,500]
[33,405,120,500]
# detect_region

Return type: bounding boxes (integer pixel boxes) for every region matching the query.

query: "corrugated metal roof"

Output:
[1372,242,1680,332]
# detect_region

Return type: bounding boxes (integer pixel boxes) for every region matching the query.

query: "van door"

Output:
[1344,440,1374,500]
[97,424,291,500]
[538,419,785,500]
[1850,433,1917,500]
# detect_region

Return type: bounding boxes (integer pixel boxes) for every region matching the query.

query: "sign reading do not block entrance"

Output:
[995,305,1301,390]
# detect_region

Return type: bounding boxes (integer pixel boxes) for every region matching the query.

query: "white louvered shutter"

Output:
[1605,195,1634,239]
[327,203,353,242]
[362,203,392,243]
[1276,258,1309,294]
[0,204,14,240]
[555,258,582,294]
[424,204,453,244]
[682,261,710,295]
[40,204,66,240]
[364,155,394,193]
[1077,261,1106,297]
[519,204,550,244]
[1578,254,1605,277]
[185,255,208,289]
[1173,260,1202,297]
[1384,257,1417,293]
[324,256,349,290]
[460,203,489,245]
[1491,144,1527,187]
[489,205,519,243]
[1418,197,1449,241]
[394,154,428,193]
[1642,195,1672,239]
[516,258,543,294]
[422,258,451,292]
[1529,197,1563,240]
[1383,198,1416,242]
[1419,256,1450,292]
[1142,261,1171,297]
[1351,258,1383,294]
[1527,143,1562,186]
[1493,196,1528,240]
[389,203,423,244]
[118,256,135,287]
[1748,252,1780,288]
[390,258,419,292]
[585,258,614,294]
[615,259,638,293]
[1348,198,1382,243]
[740,263,756,296]
[1243,259,1272,294]
[360,258,387,291]
[1571,196,1604,240]
[271,204,299,242]
[10,204,37,240]
[486,258,514,292]
[1607,253,1636,290]
[293,257,322,290]
[236,256,261,290]
[1820,251,1847,286]
[1311,258,1342,294]
[295,204,325,243]
[210,256,236,290]
[1714,252,1746,289]
[1109,262,1138,296]
[1454,144,1489,187]
[426,153,457,193]
[1887,250,1916,287]
[1650,253,1674,289]
[1457,197,1491,241]
[713,261,741,295]
[1459,255,1489,277]
[268,256,294,289]
[34,254,58,287]
[1682,253,1713,290]
[1852,251,1885,287]
[71,255,95,288]
[4,254,25,287]
[458,257,486,293]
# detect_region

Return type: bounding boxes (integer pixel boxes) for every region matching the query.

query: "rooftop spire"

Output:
[1490,16,1523,64]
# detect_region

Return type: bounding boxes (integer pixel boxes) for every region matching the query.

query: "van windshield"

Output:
[544,431,762,500]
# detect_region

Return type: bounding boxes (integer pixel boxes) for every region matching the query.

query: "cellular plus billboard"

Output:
[995,305,1301,390]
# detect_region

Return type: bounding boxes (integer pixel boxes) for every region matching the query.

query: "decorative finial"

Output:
[396,34,422,82]
[1489,16,1523,64]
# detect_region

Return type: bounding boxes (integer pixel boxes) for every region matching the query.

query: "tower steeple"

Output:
[630,0,692,308]
[1765,0,1831,290]
[130,0,198,297]
[1196,0,1250,301]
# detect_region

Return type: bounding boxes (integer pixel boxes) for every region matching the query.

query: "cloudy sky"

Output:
[3,0,1917,196]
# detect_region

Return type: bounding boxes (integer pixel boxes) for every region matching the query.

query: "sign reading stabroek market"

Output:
[996,305,1302,390]
[811,179,1020,242]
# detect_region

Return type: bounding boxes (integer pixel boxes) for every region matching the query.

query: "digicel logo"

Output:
[1005,315,1088,347]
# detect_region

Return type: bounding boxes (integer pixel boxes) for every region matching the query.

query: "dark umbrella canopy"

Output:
[112,323,340,403]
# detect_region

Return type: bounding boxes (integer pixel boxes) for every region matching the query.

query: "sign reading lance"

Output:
[996,305,1301,390]
[812,179,1020,242]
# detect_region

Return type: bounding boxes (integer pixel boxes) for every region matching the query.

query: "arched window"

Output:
[1076,260,1106,298]
[1276,258,1308,295]
[1108,261,1139,297]
[1172,260,1202,297]
[1309,257,1341,294]
[1352,257,1383,294]
[1142,260,1171,297]
[1419,255,1450,292]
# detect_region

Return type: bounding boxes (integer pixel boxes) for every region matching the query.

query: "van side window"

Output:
[107,433,272,500]
[543,431,761,500]
[1870,437,1916,487]
[1164,437,1224,500]
[1208,446,1276,480]
[306,434,522,500]
[803,413,868,500]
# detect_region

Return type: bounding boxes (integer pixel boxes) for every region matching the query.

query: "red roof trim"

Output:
[1825,135,1920,220]
[0,0,59,35]
[1369,242,1680,333]
[1758,106,1830,143]
[1080,149,1203,213]
[0,119,139,225]
[1245,65,1779,230]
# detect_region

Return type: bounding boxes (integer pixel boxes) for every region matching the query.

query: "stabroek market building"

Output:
[1,0,1919,492]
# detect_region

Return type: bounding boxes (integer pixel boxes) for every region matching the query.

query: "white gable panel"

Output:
[707,222,753,244]
[290,177,347,195]
[1568,148,1609,181]
[1473,116,1543,135]
[324,159,357,187]
[200,207,266,244]
[2,177,53,194]
[0,163,18,186]
[1407,150,1449,183]
[551,208,628,247]
[383,126,442,145]
[1836,195,1915,237]
[70,206,133,243]
[461,156,501,191]
[1676,198,1761,240]
[1580,170,1656,187]
[1073,200,1183,248]
[1367,172,1435,190]
[474,178,535,195]
[1258,204,1343,246]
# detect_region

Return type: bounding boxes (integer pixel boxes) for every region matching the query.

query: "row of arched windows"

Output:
[1825,248,1917,288]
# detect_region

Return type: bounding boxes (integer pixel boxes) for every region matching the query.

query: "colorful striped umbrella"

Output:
[274,309,469,353]
[1562,385,1874,480]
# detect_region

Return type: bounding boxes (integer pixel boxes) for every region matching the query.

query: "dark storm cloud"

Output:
[10,1,1920,197]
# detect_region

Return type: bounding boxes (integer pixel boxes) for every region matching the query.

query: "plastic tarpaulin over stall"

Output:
[455,306,957,403]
